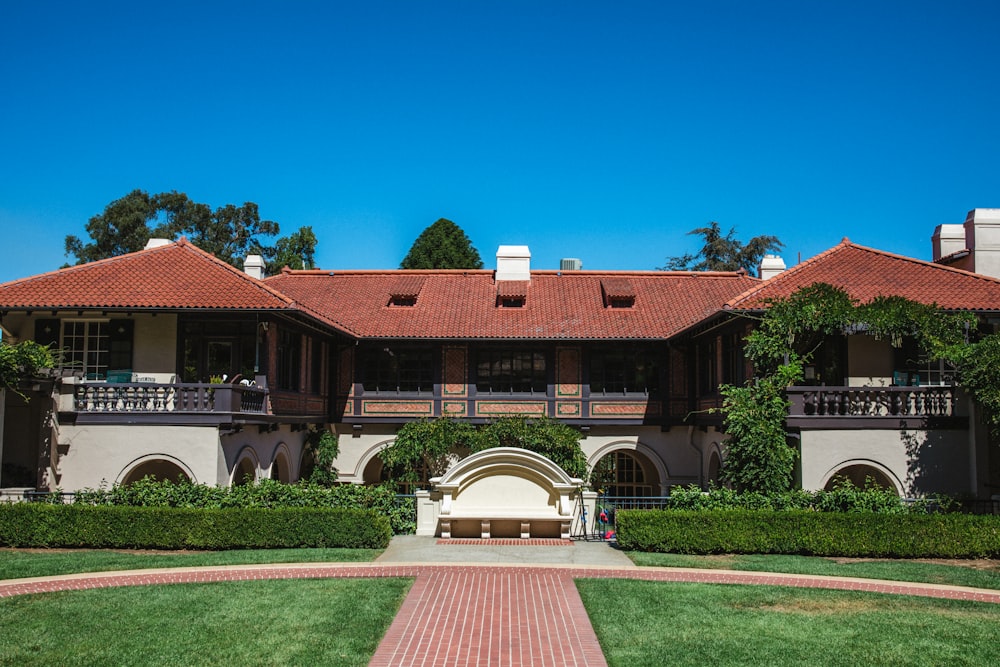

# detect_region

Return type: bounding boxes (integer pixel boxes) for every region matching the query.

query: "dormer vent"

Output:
[496,280,528,308]
[388,276,426,307]
[600,278,635,308]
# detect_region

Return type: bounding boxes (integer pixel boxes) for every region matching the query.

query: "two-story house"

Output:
[2,210,999,504]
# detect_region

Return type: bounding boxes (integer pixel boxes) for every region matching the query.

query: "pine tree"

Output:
[400,218,483,269]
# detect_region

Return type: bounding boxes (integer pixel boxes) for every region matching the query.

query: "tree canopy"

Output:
[400,218,483,270]
[660,221,783,273]
[64,190,317,274]
[0,340,56,395]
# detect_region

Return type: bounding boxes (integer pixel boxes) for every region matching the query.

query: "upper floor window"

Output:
[698,338,717,397]
[476,348,547,394]
[41,319,133,381]
[589,347,661,394]
[361,346,434,393]
[277,329,302,391]
[721,333,746,386]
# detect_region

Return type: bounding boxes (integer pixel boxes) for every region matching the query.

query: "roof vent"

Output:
[560,258,582,271]
[243,254,265,280]
[388,276,425,307]
[759,254,786,280]
[144,238,172,250]
[496,245,531,281]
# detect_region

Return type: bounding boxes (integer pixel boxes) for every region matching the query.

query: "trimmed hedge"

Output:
[0,504,392,550]
[616,509,1000,558]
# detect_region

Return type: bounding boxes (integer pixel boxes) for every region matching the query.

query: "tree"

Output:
[400,218,483,269]
[660,221,783,273]
[64,190,317,274]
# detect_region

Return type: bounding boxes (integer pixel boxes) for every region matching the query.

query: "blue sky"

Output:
[1,1,998,283]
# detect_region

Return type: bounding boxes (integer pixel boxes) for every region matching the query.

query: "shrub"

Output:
[615,509,1000,558]
[0,504,391,549]
[72,478,415,534]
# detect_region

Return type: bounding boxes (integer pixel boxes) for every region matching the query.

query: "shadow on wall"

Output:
[902,425,960,496]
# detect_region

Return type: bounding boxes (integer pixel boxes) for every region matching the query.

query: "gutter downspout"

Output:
[686,424,704,490]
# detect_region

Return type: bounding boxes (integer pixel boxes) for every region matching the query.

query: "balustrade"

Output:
[72,382,267,415]
[787,385,957,419]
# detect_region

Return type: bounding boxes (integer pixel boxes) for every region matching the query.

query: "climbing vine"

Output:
[378,415,588,485]
[0,340,56,397]
[721,283,976,493]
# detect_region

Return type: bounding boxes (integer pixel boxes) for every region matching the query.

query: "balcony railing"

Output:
[787,385,958,420]
[72,382,268,415]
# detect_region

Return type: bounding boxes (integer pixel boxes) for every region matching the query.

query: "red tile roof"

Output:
[267,269,759,340]
[727,240,1000,311]
[0,239,295,311]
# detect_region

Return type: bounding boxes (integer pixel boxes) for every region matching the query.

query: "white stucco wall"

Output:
[49,423,308,491]
[132,314,178,374]
[799,428,972,496]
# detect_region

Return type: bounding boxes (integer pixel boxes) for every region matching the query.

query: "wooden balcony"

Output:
[786,385,967,430]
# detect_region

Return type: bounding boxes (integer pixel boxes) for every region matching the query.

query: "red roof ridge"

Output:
[725,239,1000,310]
[168,240,297,306]
[272,268,754,279]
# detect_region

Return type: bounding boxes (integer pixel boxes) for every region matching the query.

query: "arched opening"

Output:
[823,464,899,494]
[232,457,256,486]
[707,451,722,485]
[122,459,191,485]
[590,450,659,497]
[270,451,290,483]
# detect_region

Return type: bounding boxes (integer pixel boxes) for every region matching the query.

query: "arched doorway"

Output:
[823,463,900,494]
[707,451,722,486]
[121,459,191,485]
[590,450,660,497]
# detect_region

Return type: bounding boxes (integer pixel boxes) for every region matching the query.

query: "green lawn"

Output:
[0,578,411,666]
[627,551,1000,590]
[577,578,1000,667]
[0,547,380,580]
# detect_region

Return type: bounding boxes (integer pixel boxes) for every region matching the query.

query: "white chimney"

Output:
[758,254,786,280]
[963,208,1000,279]
[931,223,967,260]
[243,254,265,280]
[496,245,531,281]
[144,238,172,249]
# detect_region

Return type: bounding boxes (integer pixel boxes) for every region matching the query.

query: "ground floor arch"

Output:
[589,446,663,497]
[821,460,903,495]
[269,443,292,482]
[118,456,194,485]
[231,448,259,486]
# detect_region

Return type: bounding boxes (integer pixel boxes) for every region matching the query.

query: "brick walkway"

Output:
[2,562,999,666]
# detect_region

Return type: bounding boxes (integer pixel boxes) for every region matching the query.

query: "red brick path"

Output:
[3,563,999,667]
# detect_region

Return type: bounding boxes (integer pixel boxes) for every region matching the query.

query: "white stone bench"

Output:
[439,511,571,539]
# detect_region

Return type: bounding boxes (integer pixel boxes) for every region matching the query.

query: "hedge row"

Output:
[0,504,392,550]
[615,509,1000,558]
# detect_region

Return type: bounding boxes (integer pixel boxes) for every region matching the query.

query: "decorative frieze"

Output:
[361,400,434,417]
[475,401,547,417]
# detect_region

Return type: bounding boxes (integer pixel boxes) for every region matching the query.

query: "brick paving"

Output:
[2,559,1000,666]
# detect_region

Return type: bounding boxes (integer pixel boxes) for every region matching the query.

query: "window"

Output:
[361,346,434,393]
[590,451,655,497]
[721,333,746,385]
[589,347,660,394]
[62,321,110,380]
[277,329,302,391]
[476,348,547,393]
[698,338,717,396]
[179,318,258,383]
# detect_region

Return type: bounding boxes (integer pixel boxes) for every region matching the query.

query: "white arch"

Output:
[819,458,904,496]
[587,440,669,495]
[231,446,261,485]
[115,454,197,485]
[349,438,397,484]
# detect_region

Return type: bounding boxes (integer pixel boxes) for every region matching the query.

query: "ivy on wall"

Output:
[378,415,588,485]
[720,282,977,494]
